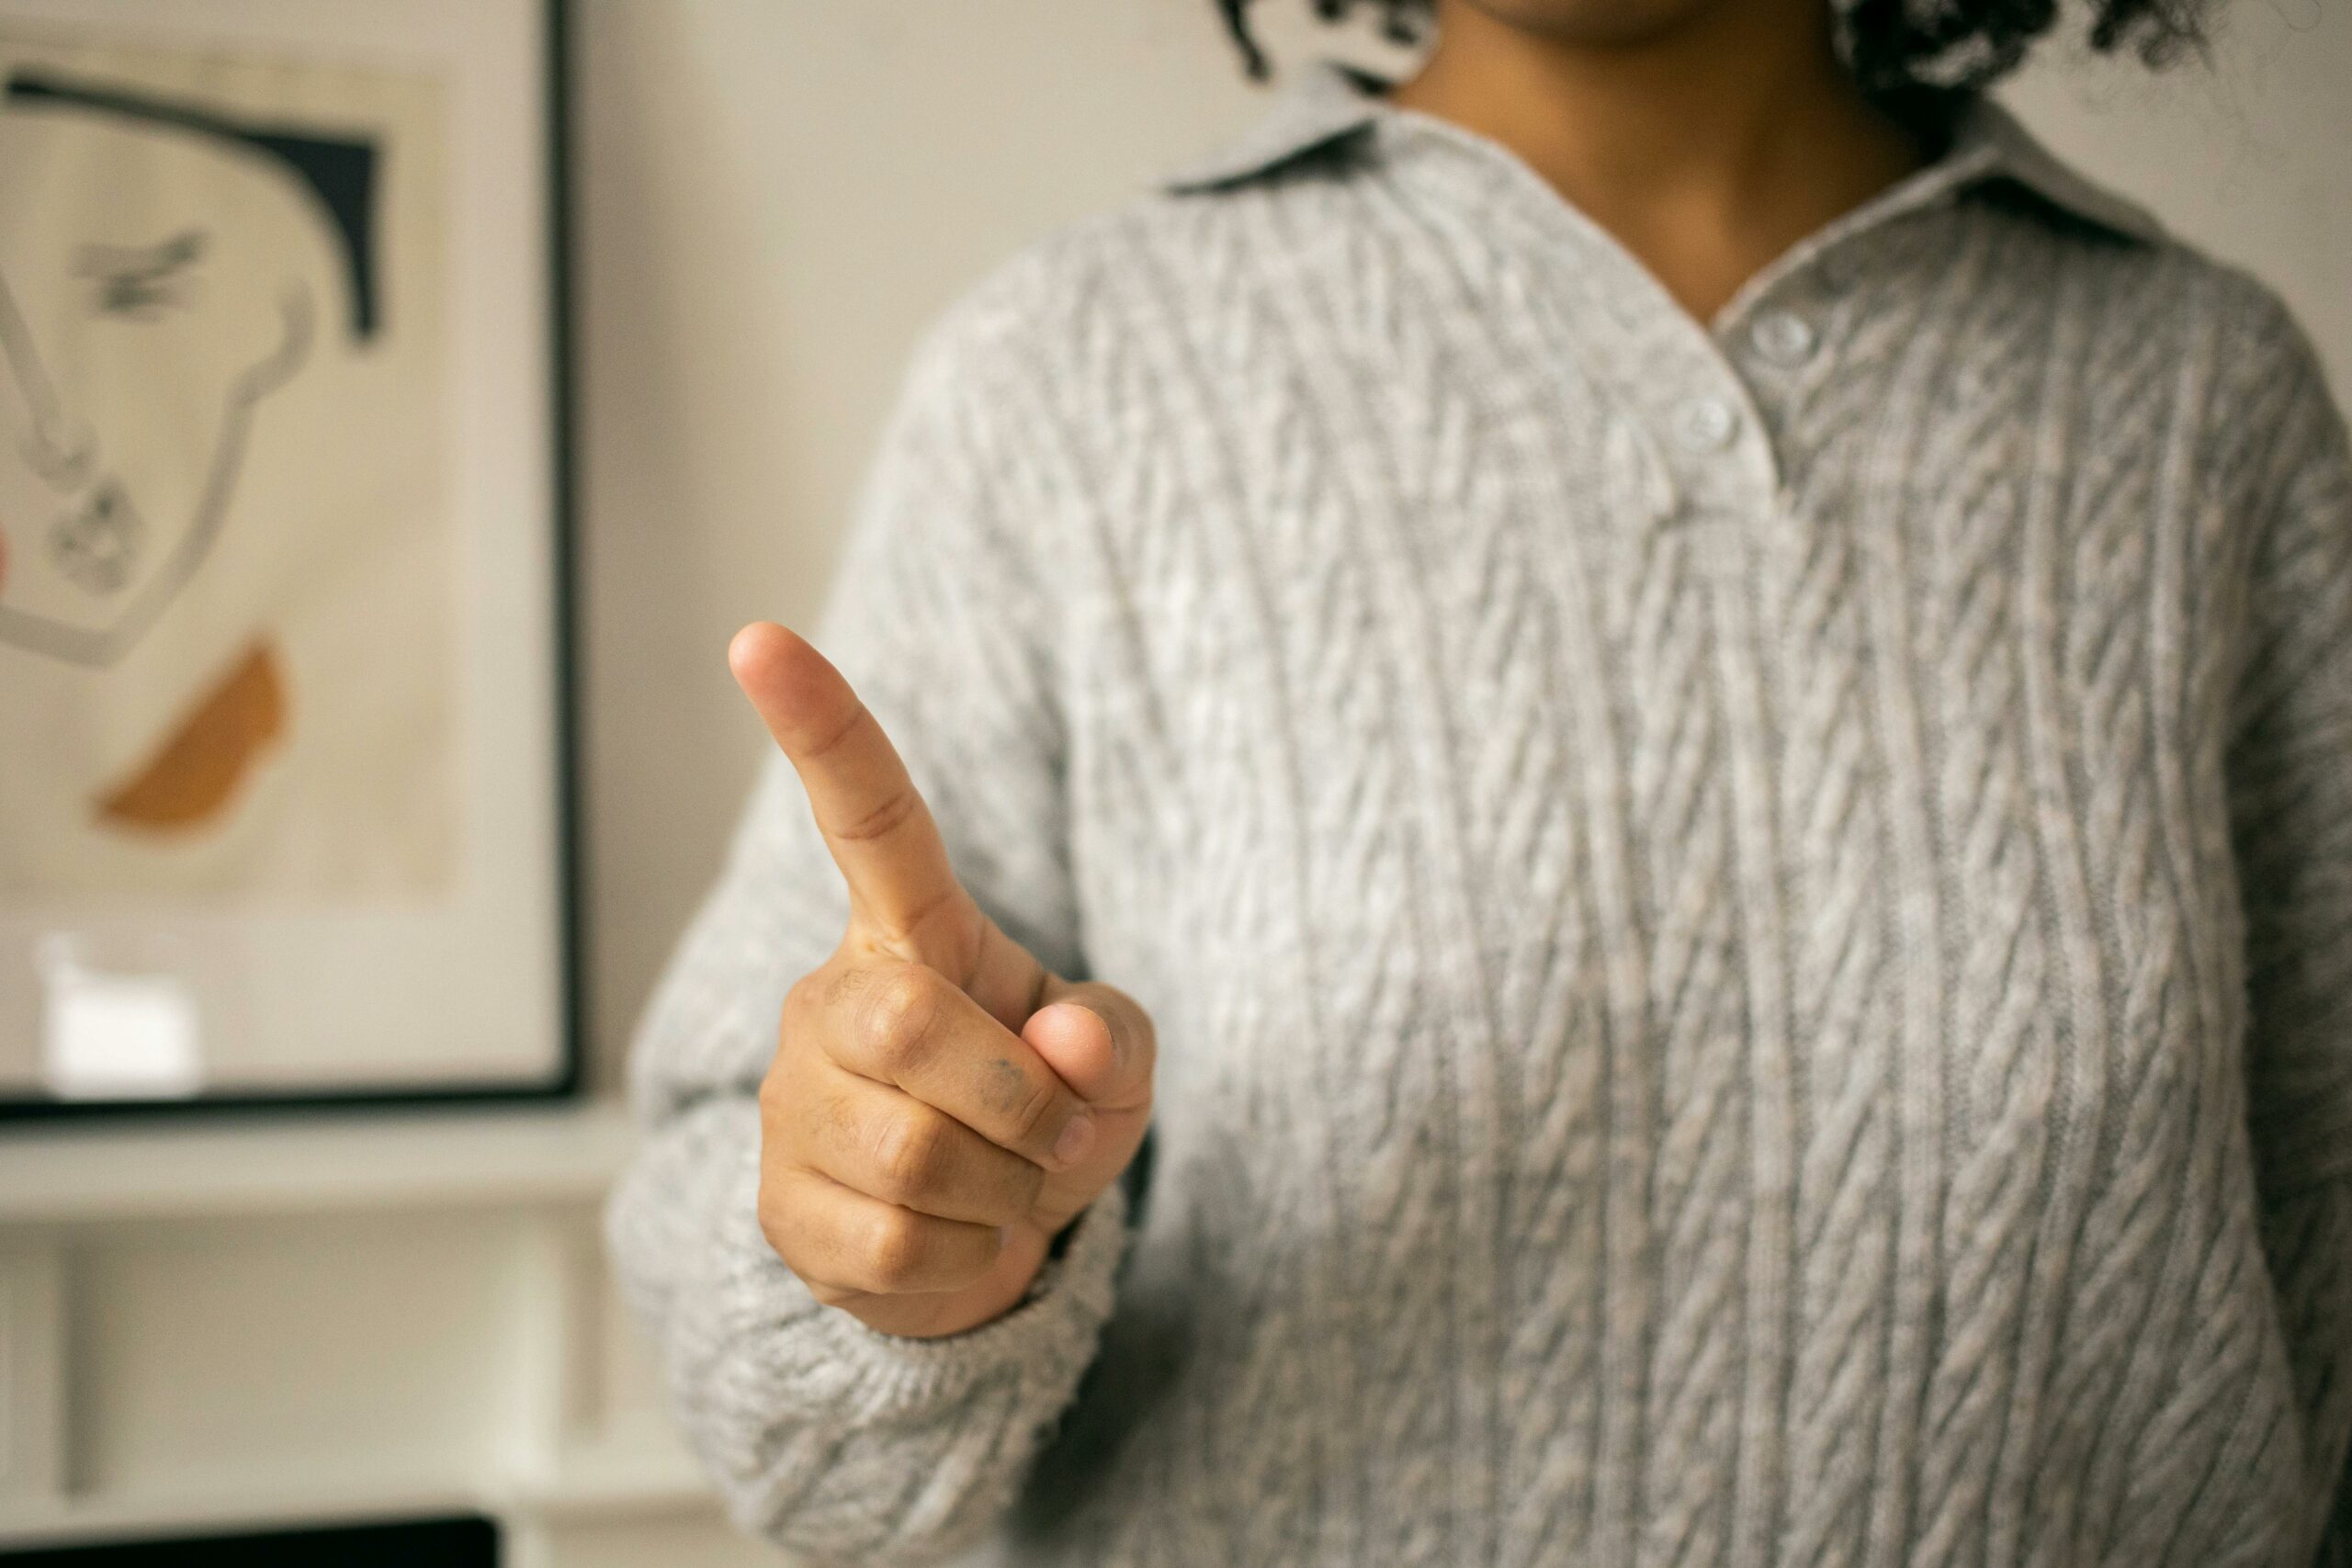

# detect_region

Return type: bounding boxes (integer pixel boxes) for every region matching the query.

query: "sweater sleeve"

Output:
[603,292,1131,1568]
[2219,290,2352,1565]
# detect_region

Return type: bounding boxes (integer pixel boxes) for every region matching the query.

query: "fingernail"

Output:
[1054,1111,1094,1166]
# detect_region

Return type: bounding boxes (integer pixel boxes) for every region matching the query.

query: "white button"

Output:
[1672,396,1739,453]
[1750,310,1817,367]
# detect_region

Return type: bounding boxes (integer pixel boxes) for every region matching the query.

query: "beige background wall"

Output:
[574,0,2352,1088]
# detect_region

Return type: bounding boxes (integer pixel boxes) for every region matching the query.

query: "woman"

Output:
[607,2,2352,1563]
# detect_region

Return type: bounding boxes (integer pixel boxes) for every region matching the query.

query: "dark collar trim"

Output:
[1949,95,2164,243]
[1157,60,1385,193]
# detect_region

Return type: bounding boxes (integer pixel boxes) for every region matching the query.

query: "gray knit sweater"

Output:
[605,62,2352,1568]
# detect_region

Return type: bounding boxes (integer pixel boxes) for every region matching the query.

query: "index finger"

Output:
[729,622,971,949]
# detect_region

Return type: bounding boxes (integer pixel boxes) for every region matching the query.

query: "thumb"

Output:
[1024,975,1154,1111]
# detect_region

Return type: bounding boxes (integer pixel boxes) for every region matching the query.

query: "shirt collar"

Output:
[1159,58,1385,193]
[1159,57,2163,246]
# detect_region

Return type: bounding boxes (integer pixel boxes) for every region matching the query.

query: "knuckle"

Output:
[801,698,868,765]
[861,963,940,1065]
[859,1206,934,1292]
[871,1108,947,1201]
[833,784,917,846]
[1009,1073,1066,1151]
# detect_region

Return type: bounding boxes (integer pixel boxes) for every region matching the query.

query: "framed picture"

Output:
[0,0,579,1114]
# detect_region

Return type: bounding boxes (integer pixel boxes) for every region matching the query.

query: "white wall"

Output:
[574,0,2352,1089]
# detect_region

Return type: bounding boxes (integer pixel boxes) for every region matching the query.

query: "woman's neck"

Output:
[1388,0,1924,324]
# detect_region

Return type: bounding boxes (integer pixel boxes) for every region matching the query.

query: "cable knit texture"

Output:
[605,62,2352,1568]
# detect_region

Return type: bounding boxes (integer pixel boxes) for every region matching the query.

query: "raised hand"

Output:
[729,623,1155,1338]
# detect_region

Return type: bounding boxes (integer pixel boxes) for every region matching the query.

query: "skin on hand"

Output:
[729,621,1155,1339]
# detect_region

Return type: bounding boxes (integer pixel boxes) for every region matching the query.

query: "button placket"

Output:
[1653,364,1790,539]
[1455,172,1785,532]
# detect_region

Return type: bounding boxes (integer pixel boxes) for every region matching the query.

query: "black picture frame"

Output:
[0,0,582,1122]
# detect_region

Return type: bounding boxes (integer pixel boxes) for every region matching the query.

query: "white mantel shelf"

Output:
[0,1100,639,1228]
[0,1099,775,1565]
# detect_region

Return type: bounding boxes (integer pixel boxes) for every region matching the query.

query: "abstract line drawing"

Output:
[0,71,379,667]
[0,30,454,897]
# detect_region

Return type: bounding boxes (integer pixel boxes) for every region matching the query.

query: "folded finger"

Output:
[758,1165,1004,1298]
[809,1072,1048,1226]
[825,961,1096,1170]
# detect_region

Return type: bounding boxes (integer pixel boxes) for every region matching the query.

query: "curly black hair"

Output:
[1216,0,2215,109]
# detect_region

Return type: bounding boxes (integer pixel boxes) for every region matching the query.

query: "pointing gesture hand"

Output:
[729,623,1155,1338]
